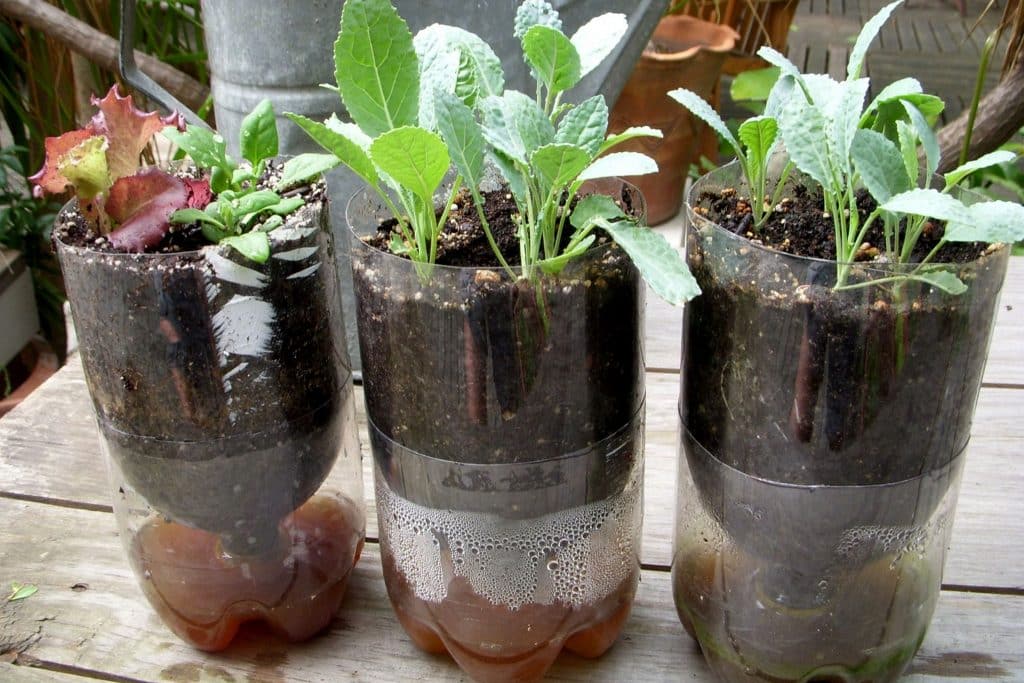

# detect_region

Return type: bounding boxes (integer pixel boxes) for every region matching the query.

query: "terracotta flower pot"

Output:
[609,15,738,225]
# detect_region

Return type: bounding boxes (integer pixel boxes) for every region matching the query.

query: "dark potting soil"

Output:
[354,184,646,469]
[694,184,986,264]
[682,184,1010,487]
[55,165,347,550]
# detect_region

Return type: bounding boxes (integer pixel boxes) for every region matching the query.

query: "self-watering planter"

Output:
[347,182,646,683]
[56,199,365,652]
[673,164,1011,682]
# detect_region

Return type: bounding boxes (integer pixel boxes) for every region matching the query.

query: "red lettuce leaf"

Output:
[106,168,189,253]
[184,178,213,209]
[89,86,186,183]
[28,129,94,197]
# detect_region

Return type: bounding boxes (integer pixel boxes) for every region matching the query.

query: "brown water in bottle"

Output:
[131,494,364,651]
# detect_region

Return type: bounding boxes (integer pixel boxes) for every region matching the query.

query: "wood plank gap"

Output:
[5,661,146,683]
[641,561,671,573]
[941,583,1024,597]
[0,491,112,514]
[980,382,1024,390]
[647,366,681,375]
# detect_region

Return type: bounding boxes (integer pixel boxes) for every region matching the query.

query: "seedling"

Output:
[284,0,700,304]
[670,0,1024,292]
[30,88,302,263]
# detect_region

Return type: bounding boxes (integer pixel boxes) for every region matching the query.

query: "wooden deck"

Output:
[1,228,1022,680]
[785,0,1007,123]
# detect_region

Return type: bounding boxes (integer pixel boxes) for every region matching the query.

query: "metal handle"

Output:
[118,0,211,129]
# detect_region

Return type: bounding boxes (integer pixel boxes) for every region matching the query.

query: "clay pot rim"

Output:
[643,15,740,62]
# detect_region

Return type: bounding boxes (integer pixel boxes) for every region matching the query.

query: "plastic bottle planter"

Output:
[347,183,645,683]
[674,164,1010,682]
[55,200,365,651]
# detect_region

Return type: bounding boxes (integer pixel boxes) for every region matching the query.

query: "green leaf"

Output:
[731,67,781,104]
[369,126,449,204]
[335,0,419,136]
[57,136,110,201]
[908,269,967,295]
[554,95,608,156]
[896,120,921,188]
[578,152,656,181]
[514,0,561,40]
[944,151,1018,189]
[737,117,778,177]
[570,13,627,78]
[902,101,939,181]
[756,46,804,84]
[602,222,701,304]
[865,77,923,117]
[7,583,38,602]
[269,197,304,215]
[522,25,581,96]
[276,153,341,190]
[416,24,504,112]
[598,126,663,156]
[851,129,911,203]
[531,143,591,191]
[480,91,555,164]
[415,38,459,131]
[668,88,740,158]
[235,190,282,217]
[848,0,903,80]
[162,126,233,175]
[882,188,972,223]
[945,201,1024,243]
[434,91,485,188]
[220,230,271,263]
[170,207,224,228]
[539,234,595,274]
[285,113,378,187]
[239,99,278,168]
[779,96,831,188]
[832,78,870,168]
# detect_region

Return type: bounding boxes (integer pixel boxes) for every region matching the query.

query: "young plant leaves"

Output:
[284,113,379,187]
[335,0,419,137]
[944,150,1017,189]
[240,99,278,169]
[554,95,608,156]
[522,25,582,97]
[943,201,1024,243]
[851,128,910,203]
[571,195,699,305]
[668,89,740,157]
[369,127,449,204]
[434,91,485,187]
[514,0,562,39]
[531,143,591,191]
[221,230,271,263]
[571,13,627,78]
[276,153,341,191]
[847,0,903,80]
[737,117,778,177]
[481,91,555,164]
[578,152,656,181]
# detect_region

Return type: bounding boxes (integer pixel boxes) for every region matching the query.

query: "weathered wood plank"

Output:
[1,498,1021,682]
[0,665,102,683]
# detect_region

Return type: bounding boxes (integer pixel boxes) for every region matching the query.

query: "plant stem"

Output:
[960,29,999,169]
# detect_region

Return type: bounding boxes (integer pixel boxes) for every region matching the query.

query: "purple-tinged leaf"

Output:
[106,168,189,252]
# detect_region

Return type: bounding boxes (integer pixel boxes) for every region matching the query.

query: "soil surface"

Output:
[366,184,642,267]
[693,184,987,264]
[53,159,325,254]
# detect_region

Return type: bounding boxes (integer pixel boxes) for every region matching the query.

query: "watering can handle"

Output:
[118,0,211,129]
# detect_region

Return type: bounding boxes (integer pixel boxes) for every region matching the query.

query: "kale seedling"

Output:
[672,0,1024,292]
[284,0,700,304]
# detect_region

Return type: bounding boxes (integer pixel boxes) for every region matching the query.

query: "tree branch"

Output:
[0,0,209,114]
[935,52,1024,173]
